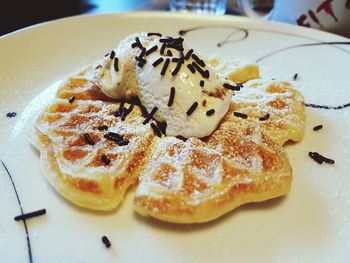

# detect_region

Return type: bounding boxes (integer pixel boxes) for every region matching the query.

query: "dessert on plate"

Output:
[28,32,305,223]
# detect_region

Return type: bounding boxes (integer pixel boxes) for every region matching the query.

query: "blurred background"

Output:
[0,0,350,37]
[0,0,277,36]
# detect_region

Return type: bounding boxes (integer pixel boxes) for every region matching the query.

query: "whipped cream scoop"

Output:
[94,32,240,138]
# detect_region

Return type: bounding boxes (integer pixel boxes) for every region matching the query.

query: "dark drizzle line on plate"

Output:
[1,161,33,263]
[256,42,350,62]
[305,102,350,110]
[178,26,350,111]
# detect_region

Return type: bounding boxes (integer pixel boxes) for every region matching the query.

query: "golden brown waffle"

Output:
[29,65,304,223]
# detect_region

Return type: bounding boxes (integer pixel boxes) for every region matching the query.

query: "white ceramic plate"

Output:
[1,12,349,263]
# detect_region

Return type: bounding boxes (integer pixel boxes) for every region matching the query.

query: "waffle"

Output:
[29,64,304,223]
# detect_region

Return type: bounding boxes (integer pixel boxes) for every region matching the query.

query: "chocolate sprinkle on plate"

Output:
[14,209,46,221]
[97,125,108,131]
[313,125,323,131]
[101,236,111,248]
[150,122,162,137]
[206,109,215,116]
[152,57,164,67]
[160,58,170,76]
[101,154,111,165]
[259,113,270,121]
[186,102,198,115]
[233,112,248,119]
[6,112,17,118]
[143,106,158,124]
[84,133,95,145]
[293,73,298,80]
[68,96,75,104]
[168,87,175,107]
[309,152,335,164]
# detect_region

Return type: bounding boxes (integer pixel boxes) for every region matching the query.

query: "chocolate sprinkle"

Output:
[176,135,187,141]
[147,32,162,37]
[69,96,75,104]
[313,125,323,131]
[191,53,205,67]
[101,154,111,165]
[168,87,175,107]
[157,121,167,135]
[131,37,142,49]
[6,112,17,118]
[186,102,198,115]
[14,209,46,221]
[113,57,119,72]
[223,83,241,91]
[309,152,335,164]
[259,113,270,121]
[118,139,130,146]
[143,107,158,124]
[293,73,298,80]
[171,60,183,76]
[159,37,174,43]
[200,80,204,87]
[109,50,116,60]
[187,64,195,73]
[121,104,134,121]
[192,62,209,78]
[101,236,111,248]
[160,58,170,76]
[150,122,162,137]
[97,125,108,131]
[160,43,166,55]
[104,132,123,142]
[84,133,95,145]
[145,45,158,56]
[236,83,244,89]
[206,109,215,116]
[184,49,193,60]
[233,112,248,119]
[167,50,173,56]
[152,57,164,67]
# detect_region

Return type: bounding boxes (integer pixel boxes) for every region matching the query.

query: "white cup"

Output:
[236,0,350,37]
